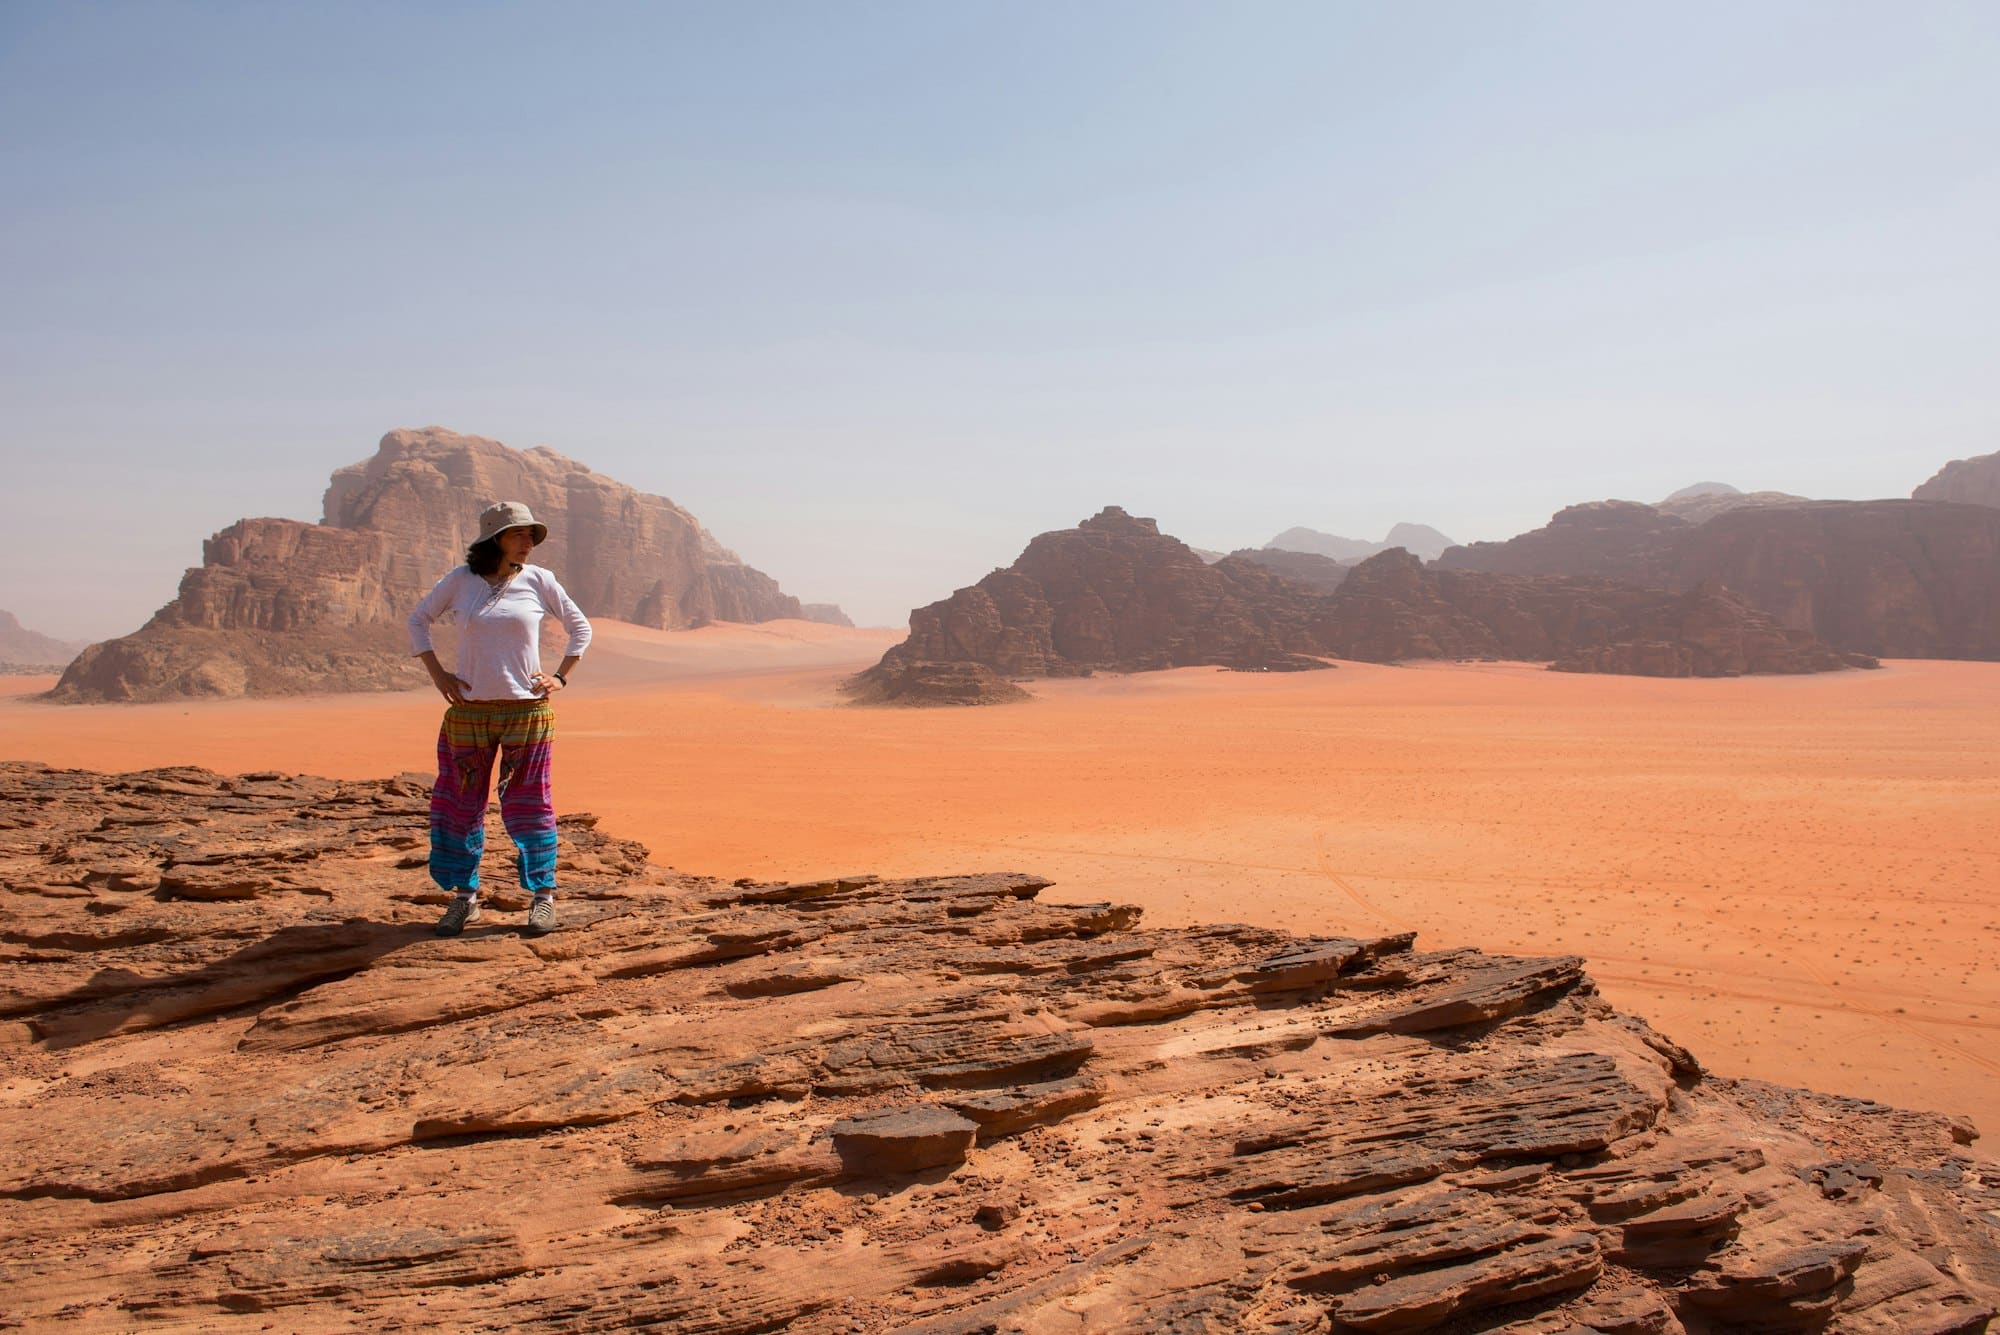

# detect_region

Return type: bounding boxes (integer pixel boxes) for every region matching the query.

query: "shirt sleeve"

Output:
[408,568,462,655]
[541,571,592,656]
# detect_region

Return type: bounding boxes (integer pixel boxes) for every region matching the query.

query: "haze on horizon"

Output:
[3,2,1996,642]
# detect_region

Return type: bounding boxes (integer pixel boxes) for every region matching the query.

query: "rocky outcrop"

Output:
[845,659,1033,706]
[1267,521,1457,563]
[1228,547,1352,592]
[1439,501,1690,585]
[860,512,1864,696]
[859,507,1338,684]
[0,610,83,671]
[316,429,802,629]
[1668,501,2000,659]
[38,624,417,700]
[1443,498,2000,660]
[2,761,1994,1332]
[801,602,855,627]
[1551,582,1877,677]
[1654,481,1812,525]
[1311,553,1862,675]
[1915,449,2000,510]
[53,427,813,702]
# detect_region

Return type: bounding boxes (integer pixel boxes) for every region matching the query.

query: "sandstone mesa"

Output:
[52,427,844,704]
[2,761,1995,1332]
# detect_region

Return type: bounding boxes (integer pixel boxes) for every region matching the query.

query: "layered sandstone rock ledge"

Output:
[54,427,837,703]
[3,764,1996,1332]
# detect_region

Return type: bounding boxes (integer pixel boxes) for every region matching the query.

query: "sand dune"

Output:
[583,616,905,683]
[4,625,1995,1133]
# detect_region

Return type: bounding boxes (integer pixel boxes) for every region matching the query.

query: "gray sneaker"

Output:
[435,896,481,937]
[526,897,558,935]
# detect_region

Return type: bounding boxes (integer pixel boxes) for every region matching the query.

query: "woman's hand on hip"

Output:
[530,672,564,697]
[429,668,470,705]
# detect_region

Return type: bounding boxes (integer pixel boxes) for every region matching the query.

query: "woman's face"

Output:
[497,526,537,566]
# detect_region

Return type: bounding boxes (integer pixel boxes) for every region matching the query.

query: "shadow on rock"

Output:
[30,919,431,1048]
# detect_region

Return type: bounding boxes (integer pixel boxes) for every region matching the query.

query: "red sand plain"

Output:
[5,618,1997,1135]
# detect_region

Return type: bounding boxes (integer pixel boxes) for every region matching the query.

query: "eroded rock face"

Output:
[1916,450,2000,510]
[1669,502,2000,659]
[1439,501,1691,585]
[861,507,1338,684]
[1549,581,1878,677]
[1230,547,1352,592]
[1,762,1994,1332]
[53,427,812,702]
[1441,499,2000,660]
[859,511,1863,696]
[1317,555,1866,675]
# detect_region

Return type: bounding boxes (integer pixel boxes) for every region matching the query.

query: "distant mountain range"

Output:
[1264,522,1456,563]
[859,452,2000,701]
[0,610,85,670]
[854,505,1866,703]
[1261,483,1814,564]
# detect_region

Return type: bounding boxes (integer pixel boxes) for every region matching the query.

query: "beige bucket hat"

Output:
[476,501,548,546]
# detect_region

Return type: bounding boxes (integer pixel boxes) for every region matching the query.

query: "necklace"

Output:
[479,570,514,612]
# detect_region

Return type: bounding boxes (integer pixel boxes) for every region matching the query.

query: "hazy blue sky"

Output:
[4,1,1996,639]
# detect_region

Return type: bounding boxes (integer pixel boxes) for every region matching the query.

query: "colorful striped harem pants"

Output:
[429,698,559,896]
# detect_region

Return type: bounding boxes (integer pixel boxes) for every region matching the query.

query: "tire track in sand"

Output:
[958,832,1411,934]
[1534,869,2000,1084]
[937,833,1997,1077]
[1592,953,2000,1082]
[1312,830,1409,932]
[1780,943,2000,1082]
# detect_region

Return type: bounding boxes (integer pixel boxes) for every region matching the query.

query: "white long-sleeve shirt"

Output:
[408,565,592,701]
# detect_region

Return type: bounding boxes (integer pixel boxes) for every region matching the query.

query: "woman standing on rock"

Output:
[408,501,591,937]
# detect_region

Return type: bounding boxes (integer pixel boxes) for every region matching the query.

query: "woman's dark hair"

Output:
[466,537,503,577]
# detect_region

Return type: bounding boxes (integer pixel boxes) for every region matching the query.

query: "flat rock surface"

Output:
[2,761,1996,1332]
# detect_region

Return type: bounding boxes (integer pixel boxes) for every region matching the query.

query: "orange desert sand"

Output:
[5,617,1997,1135]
